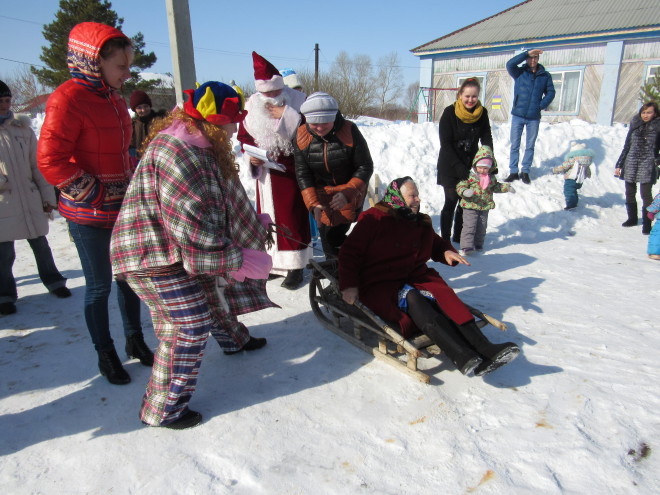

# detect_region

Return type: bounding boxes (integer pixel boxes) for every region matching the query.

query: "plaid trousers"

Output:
[127,271,249,426]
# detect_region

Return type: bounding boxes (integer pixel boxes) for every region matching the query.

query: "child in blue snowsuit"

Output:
[552,141,595,210]
[646,191,660,260]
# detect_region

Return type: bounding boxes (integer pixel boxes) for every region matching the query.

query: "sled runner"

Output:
[308,258,507,383]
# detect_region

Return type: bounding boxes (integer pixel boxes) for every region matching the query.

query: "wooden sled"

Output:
[308,258,507,384]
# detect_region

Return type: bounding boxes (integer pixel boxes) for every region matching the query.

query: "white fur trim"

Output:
[256,171,311,272]
[255,75,284,92]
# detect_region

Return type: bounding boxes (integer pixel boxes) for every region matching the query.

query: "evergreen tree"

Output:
[640,72,659,103]
[32,0,157,93]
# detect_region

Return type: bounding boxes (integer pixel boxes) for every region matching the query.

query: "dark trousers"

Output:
[318,223,352,259]
[625,181,653,210]
[68,222,143,351]
[564,179,583,209]
[0,236,67,304]
[440,186,462,241]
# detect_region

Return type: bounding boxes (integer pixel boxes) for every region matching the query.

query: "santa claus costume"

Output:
[237,52,311,289]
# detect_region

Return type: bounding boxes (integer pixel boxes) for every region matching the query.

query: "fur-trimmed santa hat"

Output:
[252,51,284,93]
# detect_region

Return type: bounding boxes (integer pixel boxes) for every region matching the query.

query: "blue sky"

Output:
[0,0,522,91]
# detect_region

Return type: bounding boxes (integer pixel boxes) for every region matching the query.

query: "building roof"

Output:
[412,0,660,55]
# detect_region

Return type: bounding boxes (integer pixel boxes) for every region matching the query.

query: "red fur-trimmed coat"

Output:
[339,204,475,337]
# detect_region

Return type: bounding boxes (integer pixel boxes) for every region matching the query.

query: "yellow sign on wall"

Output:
[491,95,502,110]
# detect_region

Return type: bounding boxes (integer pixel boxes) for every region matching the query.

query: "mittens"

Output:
[257,213,272,229]
[648,212,655,220]
[462,189,475,198]
[230,248,273,282]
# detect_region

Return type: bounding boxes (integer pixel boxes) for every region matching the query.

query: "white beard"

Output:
[245,92,295,156]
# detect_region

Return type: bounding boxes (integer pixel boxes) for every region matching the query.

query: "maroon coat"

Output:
[339,204,474,337]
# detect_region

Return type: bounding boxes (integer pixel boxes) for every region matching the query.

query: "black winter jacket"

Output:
[436,104,493,188]
[294,113,373,191]
[616,115,660,184]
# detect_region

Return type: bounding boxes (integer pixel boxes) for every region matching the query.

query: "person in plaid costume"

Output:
[111,82,276,429]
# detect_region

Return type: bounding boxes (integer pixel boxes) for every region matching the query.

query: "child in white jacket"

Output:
[552,141,595,210]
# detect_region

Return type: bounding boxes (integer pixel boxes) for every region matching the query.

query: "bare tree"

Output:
[404,82,420,122]
[2,66,51,112]
[375,52,404,114]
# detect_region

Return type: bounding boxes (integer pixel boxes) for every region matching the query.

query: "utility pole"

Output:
[166,0,196,106]
[314,43,319,92]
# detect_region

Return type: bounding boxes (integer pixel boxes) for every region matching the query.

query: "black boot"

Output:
[126,334,155,366]
[281,269,304,290]
[224,336,267,355]
[642,208,652,235]
[98,347,131,385]
[458,322,520,375]
[422,321,482,375]
[622,202,638,227]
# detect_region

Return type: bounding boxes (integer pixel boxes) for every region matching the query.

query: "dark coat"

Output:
[295,113,373,226]
[616,115,660,184]
[294,113,373,190]
[506,51,556,120]
[338,204,475,337]
[436,104,493,188]
[130,109,166,157]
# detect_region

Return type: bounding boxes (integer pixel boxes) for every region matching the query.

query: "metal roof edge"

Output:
[411,27,660,57]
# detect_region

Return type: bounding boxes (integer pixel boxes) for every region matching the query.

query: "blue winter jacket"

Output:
[507,51,556,120]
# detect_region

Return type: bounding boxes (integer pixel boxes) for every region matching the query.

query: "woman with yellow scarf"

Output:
[436,78,493,243]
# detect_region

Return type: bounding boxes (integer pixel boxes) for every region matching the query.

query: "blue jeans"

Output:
[68,222,143,351]
[0,236,67,304]
[564,179,583,209]
[509,115,540,174]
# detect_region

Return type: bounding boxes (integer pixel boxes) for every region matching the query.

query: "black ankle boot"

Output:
[224,336,267,355]
[126,334,154,366]
[422,322,482,375]
[98,347,131,385]
[642,209,652,235]
[281,269,304,290]
[458,322,520,373]
[622,202,638,227]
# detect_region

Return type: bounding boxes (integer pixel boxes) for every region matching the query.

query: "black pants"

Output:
[625,181,653,209]
[318,223,352,259]
[440,186,462,241]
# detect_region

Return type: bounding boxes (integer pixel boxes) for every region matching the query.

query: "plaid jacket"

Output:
[110,132,276,315]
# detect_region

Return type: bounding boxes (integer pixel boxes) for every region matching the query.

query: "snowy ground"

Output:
[1,118,659,494]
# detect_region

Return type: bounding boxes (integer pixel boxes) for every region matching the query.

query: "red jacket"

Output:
[339,204,474,337]
[37,22,133,228]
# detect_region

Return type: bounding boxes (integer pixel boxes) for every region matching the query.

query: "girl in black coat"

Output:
[615,101,660,234]
[436,78,493,242]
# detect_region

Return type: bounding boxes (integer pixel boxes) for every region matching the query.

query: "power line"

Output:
[0,57,46,68]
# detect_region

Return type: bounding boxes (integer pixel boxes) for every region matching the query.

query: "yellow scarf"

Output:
[454,98,484,124]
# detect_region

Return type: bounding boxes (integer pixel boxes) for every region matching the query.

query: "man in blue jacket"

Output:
[504,49,555,184]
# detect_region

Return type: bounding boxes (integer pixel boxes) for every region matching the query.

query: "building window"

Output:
[547,70,582,114]
[456,75,486,101]
[645,64,659,83]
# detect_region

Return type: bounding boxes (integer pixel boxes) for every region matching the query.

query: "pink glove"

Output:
[648,212,655,220]
[230,248,273,282]
[257,213,272,229]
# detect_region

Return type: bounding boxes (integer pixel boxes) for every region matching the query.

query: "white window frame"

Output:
[546,66,584,116]
[455,73,487,102]
[644,63,660,84]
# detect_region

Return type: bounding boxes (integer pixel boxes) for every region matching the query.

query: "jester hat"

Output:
[183,81,246,125]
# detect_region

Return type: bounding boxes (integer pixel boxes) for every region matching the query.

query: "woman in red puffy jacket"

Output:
[38,22,153,385]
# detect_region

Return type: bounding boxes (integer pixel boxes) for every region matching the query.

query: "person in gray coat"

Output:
[615,101,660,234]
[0,81,70,315]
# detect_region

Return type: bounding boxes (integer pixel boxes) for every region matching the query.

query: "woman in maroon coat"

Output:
[339,177,519,376]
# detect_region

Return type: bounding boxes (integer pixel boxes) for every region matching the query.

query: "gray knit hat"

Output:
[300,92,338,123]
